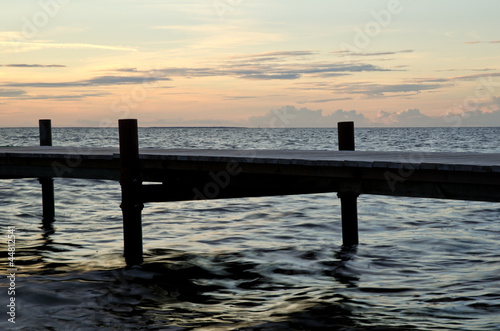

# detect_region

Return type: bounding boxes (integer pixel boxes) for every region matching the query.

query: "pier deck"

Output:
[1,146,500,202]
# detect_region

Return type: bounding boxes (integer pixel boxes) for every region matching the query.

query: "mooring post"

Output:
[337,121,359,245]
[119,119,144,265]
[39,119,55,227]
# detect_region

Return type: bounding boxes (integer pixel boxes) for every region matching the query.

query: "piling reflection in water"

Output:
[0,247,366,330]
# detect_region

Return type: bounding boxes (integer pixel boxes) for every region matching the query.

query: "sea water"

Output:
[0,127,499,330]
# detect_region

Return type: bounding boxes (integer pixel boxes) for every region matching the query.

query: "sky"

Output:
[1,0,500,127]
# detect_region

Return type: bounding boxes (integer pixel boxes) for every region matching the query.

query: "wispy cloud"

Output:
[0,89,27,97]
[0,88,109,101]
[240,73,301,80]
[19,92,110,100]
[228,50,317,60]
[0,41,138,52]
[1,50,393,97]
[111,68,140,73]
[414,72,500,83]
[223,95,258,100]
[436,68,496,72]
[113,61,389,81]
[342,83,446,97]
[291,81,447,98]
[450,72,500,81]
[296,97,352,104]
[332,49,414,57]
[2,64,66,68]
[153,24,217,31]
[2,75,171,88]
[464,40,500,45]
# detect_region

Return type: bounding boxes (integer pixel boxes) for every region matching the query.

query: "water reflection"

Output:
[112,246,363,329]
[0,244,367,330]
[41,219,55,235]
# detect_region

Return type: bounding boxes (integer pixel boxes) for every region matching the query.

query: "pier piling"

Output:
[39,119,55,227]
[338,121,355,151]
[337,121,359,245]
[118,119,144,265]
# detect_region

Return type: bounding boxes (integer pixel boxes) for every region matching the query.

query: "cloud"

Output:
[153,62,387,81]
[241,73,302,80]
[156,63,386,80]
[290,79,449,97]
[332,49,414,57]
[413,73,500,84]
[228,50,317,60]
[74,104,500,128]
[3,50,390,95]
[374,108,438,126]
[296,97,352,104]
[464,40,500,45]
[111,68,139,73]
[449,72,500,81]
[223,95,258,100]
[443,110,500,127]
[436,68,495,72]
[247,104,500,128]
[0,41,138,52]
[373,105,500,127]
[20,92,109,100]
[105,51,390,82]
[247,105,373,128]
[328,82,446,98]
[2,75,171,88]
[0,89,27,97]
[0,88,109,101]
[492,96,500,110]
[3,64,66,68]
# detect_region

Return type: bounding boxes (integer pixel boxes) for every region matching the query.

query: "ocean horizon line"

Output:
[2,125,500,129]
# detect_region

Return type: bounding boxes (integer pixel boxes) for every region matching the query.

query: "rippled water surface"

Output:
[0,127,499,330]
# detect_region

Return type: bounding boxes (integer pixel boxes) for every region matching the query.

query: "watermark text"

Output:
[6,227,17,324]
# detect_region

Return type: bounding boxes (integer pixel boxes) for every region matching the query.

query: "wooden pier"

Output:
[1,119,500,265]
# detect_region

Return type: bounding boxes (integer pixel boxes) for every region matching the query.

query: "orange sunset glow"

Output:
[1,1,500,127]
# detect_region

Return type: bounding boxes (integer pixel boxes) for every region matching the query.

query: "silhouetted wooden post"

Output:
[338,121,355,151]
[337,121,359,245]
[39,119,55,227]
[119,119,143,265]
[39,119,52,146]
